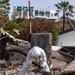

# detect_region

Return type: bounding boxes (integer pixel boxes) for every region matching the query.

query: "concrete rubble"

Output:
[0,60,41,75]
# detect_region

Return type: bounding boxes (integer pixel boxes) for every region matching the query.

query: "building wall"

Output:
[58,30,75,46]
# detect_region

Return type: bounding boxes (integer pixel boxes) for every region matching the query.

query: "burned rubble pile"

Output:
[1,46,75,75]
[0,60,41,75]
[51,46,75,75]
[0,60,21,75]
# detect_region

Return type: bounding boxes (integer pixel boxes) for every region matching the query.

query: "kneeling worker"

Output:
[18,46,51,75]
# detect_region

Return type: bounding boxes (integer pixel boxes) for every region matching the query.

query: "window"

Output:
[23,7,28,17]
[54,13,58,17]
[51,13,53,17]
[35,10,38,16]
[45,11,50,17]
[23,7,28,11]
[17,6,22,11]
[23,10,27,17]
[39,11,44,16]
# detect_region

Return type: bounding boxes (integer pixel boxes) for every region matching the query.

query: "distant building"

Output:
[11,5,59,20]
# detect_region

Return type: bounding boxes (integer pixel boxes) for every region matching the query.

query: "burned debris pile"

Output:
[51,46,75,75]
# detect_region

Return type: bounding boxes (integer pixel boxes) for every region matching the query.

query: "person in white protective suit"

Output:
[18,46,51,75]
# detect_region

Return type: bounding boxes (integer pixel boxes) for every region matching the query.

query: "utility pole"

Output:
[0,28,1,59]
[28,0,32,34]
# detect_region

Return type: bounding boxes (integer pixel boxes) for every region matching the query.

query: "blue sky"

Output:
[9,0,75,19]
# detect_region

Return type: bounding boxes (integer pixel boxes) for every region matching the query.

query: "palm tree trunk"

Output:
[62,11,65,31]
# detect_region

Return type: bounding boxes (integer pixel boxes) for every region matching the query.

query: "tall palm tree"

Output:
[55,1,75,31]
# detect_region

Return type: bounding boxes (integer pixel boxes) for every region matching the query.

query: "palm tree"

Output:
[55,1,75,31]
[0,0,10,15]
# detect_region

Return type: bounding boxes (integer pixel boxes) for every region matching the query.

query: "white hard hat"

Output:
[31,46,41,57]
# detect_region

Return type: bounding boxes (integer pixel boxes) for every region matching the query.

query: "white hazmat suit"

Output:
[18,46,50,75]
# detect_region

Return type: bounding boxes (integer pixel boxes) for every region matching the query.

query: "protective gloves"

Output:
[32,61,44,69]
[32,61,39,66]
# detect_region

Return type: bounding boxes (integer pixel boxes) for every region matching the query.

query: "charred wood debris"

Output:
[0,46,75,75]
